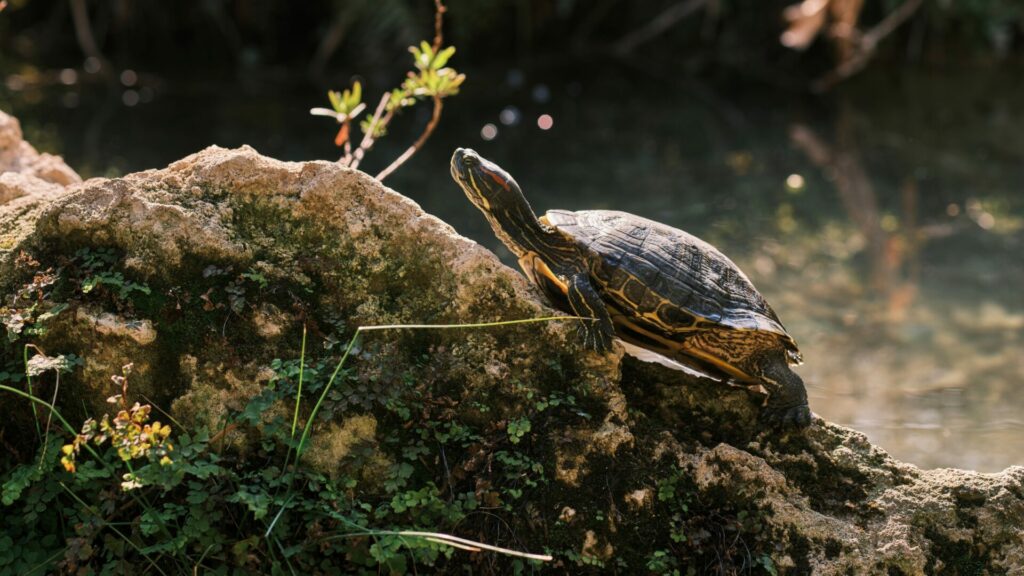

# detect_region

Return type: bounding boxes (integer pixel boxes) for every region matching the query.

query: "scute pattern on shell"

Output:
[545,209,798,353]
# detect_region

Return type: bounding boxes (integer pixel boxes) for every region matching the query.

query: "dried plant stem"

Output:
[341,120,353,164]
[406,531,552,561]
[375,95,443,182]
[432,0,447,51]
[813,0,924,91]
[322,529,552,561]
[347,93,392,170]
[208,423,238,449]
[335,0,451,179]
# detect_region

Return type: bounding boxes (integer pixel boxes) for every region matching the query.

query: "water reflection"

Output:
[778,99,1022,471]
[4,67,1021,471]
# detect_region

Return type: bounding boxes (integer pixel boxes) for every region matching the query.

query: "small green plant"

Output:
[310,0,465,181]
[506,416,532,444]
[645,549,683,575]
[492,450,545,502]
[198,264,274,320]
[72,247,151,301]
[80,271,151,299]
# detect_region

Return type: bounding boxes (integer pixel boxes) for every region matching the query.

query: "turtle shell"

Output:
[544,209,800,358]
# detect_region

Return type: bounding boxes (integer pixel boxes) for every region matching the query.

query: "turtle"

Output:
[449,148,812,429]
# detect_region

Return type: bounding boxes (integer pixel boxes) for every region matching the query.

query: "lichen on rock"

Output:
[0,136,1021,574]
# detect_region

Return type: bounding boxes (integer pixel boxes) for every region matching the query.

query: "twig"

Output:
[374,95,443,181]
[334,0,447,176]
[365,0,448,180]
[347,93,391,170]
[862,0,923,49]
[209,423,239,449]
[812,0,924,92]
[432,0,447,51]
[611,0,710,56]
[341,119,353,163]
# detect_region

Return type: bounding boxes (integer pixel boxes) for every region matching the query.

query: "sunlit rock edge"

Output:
[0,118,1021,574]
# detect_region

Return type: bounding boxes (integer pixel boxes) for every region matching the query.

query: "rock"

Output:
[1,141,1021,574]
[0,109,79,253]
[0,110,81,187]
[0,172,68,251]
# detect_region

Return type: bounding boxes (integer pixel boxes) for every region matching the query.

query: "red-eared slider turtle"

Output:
[450,148,812,429]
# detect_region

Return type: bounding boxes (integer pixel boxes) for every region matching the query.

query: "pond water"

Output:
[4,65,1022,472]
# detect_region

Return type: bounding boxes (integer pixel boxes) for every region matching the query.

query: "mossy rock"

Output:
[1,144,1022,574]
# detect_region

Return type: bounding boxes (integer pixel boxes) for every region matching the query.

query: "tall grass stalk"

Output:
[38,371,61,469]
[0,383,78,441]
[24,344,41,442]
[290,324,308,441]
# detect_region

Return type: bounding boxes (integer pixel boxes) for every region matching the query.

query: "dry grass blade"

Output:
[400,531,553,561]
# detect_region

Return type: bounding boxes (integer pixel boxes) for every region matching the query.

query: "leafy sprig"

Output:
[310,0,464,181]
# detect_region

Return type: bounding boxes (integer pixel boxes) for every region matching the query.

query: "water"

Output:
[5,66,1022,472]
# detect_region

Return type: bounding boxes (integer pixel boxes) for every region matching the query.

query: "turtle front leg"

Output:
[566,274,616,353]
[751,351,812,430]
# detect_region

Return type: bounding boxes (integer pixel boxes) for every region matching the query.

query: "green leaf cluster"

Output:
[328,81,363,117]
[402,42,465,100]
[81,271,151,299]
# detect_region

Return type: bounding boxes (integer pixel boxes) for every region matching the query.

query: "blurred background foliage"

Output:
[1,0,1022,83]
[1,1,1023,472]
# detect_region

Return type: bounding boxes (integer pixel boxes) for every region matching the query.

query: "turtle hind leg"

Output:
[750,351,812,430]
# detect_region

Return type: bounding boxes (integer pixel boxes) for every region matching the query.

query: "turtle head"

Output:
[450,148,524,215]
[450,148,572,262]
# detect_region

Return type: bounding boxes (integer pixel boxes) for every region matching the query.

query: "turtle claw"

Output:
[761,403,812,431]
